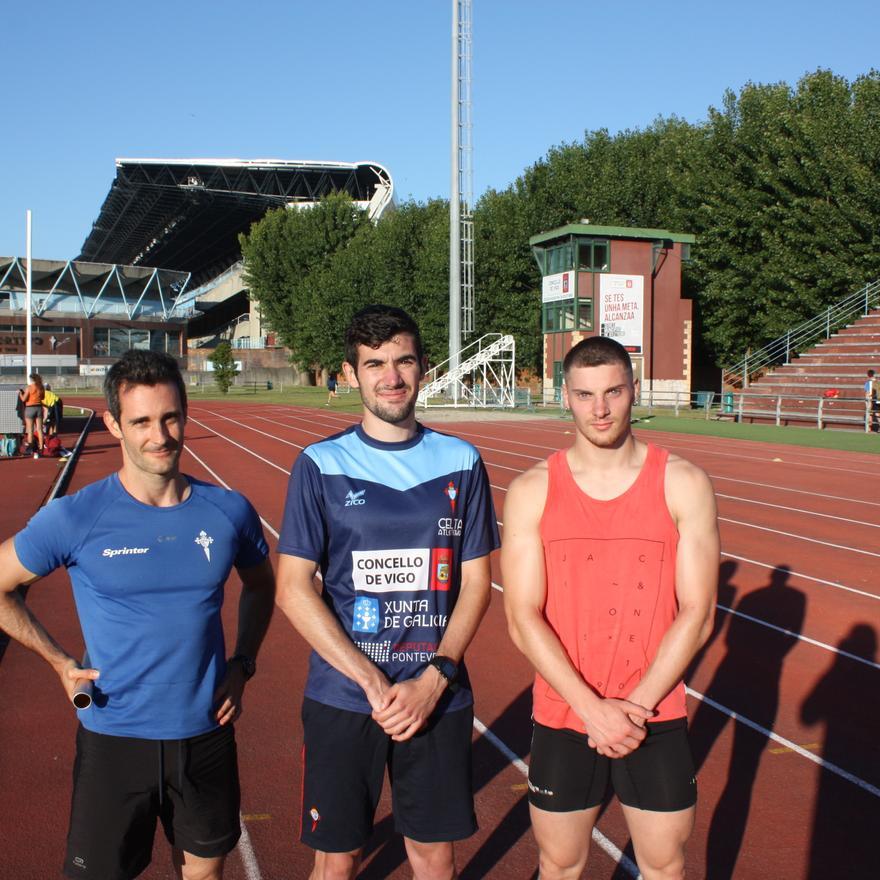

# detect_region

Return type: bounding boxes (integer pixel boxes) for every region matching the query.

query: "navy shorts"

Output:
[64,724,240,879]
[528,718,697,813]
[300,698,477,852]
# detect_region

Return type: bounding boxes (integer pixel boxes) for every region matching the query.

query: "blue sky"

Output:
[2,0,877,260]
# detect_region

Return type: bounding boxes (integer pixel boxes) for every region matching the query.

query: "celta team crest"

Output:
[194,530,214,561]
[444,481,458,513]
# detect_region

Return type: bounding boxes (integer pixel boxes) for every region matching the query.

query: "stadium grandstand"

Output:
[1,158,394,381]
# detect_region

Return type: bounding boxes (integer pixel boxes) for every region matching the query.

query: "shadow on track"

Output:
[358,688,537,879]
[800,623,878,879]
[688,564,806,880]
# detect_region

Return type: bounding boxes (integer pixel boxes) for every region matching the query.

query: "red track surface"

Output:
[1,400,877,879]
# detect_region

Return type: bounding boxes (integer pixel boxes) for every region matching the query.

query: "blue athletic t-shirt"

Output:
[278,423,499,714]
[14,474,268,739]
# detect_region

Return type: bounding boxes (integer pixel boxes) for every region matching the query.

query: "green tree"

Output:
[239,192,372,369]
[210,341,238,393]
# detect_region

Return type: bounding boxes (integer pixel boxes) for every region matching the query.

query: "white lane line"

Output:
[711,475,880,509]
[471,718,641,878]
[492,581,877,666]
[490,474,880,559]
[717,605,880,670]
[200,411,311,448]
[184,447,281,541]
[644,441,880,478]
[720,517,880,559]
[179,443,268,880]
[190,418,879,602]
[686,688,880,799]
[188,417,292,477]
[189,418,638,877]
[237,818,263,880]
[720,552,878,601]
[717,494,880,529]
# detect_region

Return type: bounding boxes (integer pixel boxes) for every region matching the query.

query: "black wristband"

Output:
[429,655,460,693]
[229,654,256,680]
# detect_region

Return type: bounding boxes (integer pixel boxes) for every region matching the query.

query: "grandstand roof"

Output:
[0,256,190,321]
[78,158,394,287]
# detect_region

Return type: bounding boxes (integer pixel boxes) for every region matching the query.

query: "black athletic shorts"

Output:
[528,718,697,813]
[64,724,240,880]
[300,698,477,852]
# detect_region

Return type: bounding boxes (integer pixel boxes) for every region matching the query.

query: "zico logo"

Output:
[352,548,454,593]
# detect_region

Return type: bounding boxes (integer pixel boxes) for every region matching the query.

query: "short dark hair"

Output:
[344,304,424,370]
[868,369,875,378]
[104,350,187,422]
[563,336,633,379]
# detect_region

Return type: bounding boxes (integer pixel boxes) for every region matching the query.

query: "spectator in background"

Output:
[18,373,44,456]
[326,370,339,405]
[42,385,62,438]
[865,369,877,433]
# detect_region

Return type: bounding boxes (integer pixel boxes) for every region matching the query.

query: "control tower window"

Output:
[578,240,609,272]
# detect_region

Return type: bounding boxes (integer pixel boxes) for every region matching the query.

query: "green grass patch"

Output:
[629,411,880,453]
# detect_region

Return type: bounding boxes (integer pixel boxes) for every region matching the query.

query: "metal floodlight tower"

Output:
[449,0,474,386]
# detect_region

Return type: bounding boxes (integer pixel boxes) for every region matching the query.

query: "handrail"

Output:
[722,278,880,389]
[423,333,505,386]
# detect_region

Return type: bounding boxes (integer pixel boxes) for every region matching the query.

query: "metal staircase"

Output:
[418,333,516,408]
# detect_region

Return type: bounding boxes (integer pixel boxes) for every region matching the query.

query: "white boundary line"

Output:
[719,517,880,559]
[187,411,880,809]
[471,718,641,879]
[720,552,878,601]
[180,442,267,880]
[186,423,638,878]
[717,605,880,670]
[716,494,880,529]
[686,688,880,798]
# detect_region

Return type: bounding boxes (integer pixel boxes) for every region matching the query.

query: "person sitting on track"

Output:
[0,349,276,880]
[275,304,499,880]
[501,336,720,880]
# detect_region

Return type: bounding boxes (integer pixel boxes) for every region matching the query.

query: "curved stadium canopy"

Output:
[78,158,394,287]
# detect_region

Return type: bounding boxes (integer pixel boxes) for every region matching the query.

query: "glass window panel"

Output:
[578,243,593,270]
[130,330,149,351]
[150,330,166,352]
[108,328,130,356]
[93,327,109,357]
[578,300,593,329]
[166,331,180,355]
[593,243,608,271]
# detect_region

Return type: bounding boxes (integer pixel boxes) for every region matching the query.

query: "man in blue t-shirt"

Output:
[0,350,275,880]
[276,305,499,880]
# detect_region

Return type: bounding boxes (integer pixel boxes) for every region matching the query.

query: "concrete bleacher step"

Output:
[738,304,878,430]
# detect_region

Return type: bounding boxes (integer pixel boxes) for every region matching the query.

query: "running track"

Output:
[0,400,877,879]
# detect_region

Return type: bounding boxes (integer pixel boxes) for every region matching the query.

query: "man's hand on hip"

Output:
[213,663,247,726]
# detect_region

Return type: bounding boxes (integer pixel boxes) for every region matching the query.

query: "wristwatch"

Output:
[428,655,460,693]
[229,654,256,680]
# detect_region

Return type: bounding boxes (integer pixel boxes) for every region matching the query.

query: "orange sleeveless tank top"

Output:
[535,443,686,730]
[24,384,43,406]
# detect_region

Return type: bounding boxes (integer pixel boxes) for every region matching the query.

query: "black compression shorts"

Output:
[64,724,240,879]
[300,698,477,852]
[528,718,697,813]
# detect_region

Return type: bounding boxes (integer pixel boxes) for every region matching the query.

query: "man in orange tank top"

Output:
[502,337,719,880]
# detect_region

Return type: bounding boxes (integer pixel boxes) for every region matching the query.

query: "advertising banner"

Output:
[599,274,644,353]
[542,271,574,303]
